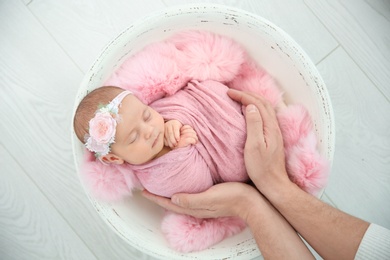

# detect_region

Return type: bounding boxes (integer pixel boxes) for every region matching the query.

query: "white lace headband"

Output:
[85,90,132,157]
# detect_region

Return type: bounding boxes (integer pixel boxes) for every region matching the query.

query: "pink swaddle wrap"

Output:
[131,80,248,197]
[79,30,329,252]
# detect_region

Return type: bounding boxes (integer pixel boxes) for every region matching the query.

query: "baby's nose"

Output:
[143,124,154,139]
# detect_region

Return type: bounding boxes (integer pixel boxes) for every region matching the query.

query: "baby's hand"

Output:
[164,120,182,148]
[176,125,198,148]
[164,120,198,149]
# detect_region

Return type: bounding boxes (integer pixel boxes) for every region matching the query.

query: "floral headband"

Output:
[85,90,132,157]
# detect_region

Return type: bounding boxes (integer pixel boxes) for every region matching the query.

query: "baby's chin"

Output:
[124,155,154,165]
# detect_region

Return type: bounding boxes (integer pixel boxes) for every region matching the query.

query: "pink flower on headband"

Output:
[86,112,117,155]
[84,90,132,157]
[89,112,117,144]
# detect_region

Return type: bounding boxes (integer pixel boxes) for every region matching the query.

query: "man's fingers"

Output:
[227,89,263,106]
[245,104,266,148]
[142,190,177,208]
[228,89,280,141]
[228,89,275,117]
[142,190,193,214]
[171,192,207,210]
[142,190,211,218]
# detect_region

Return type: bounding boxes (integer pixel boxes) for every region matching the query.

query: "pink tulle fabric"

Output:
[79,30,329,252]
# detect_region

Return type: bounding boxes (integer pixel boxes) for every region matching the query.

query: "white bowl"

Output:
[71,4,335,259]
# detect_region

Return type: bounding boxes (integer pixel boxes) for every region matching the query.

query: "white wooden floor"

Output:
[1,0,389,259]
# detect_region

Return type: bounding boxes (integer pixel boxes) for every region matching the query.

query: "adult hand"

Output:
[227,89,290,194]
[143,182,316,260]
[142,182,262,221]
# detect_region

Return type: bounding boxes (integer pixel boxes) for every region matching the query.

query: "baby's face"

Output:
[110,95,165,165]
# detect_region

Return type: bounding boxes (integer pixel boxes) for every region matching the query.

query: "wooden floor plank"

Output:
[0,1,155,259]
[305,0,390,100]
[319,47,390,229]
[28,0,167,72]
[0,145,96,260]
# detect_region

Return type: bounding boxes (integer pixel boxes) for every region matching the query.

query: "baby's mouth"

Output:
[152,133,160,148]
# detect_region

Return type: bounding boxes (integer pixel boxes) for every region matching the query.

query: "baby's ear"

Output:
[101,154,124,165]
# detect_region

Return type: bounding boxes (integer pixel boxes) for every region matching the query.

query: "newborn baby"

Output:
[75,80,249,252]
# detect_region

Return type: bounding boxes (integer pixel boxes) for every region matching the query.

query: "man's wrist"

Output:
[237,188,266,223]
[256,176,296,204]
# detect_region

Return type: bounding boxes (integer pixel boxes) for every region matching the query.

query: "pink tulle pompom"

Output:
[161,212,246,253]
[171,30,245,83]
[285,133,329,196]
[277,104,313,148]
[79,151,141,202]
[228,60,283,107]
[105,41,189,104]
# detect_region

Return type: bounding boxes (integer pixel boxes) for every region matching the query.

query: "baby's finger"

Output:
[165,130,176,148]
[181,130,198,142]
[180,128,195,135]
[185,137,197,145]
[181,125,196,134]
[168,126,178,146]
[174,125,181,142]
[188,132,199,142]
[165,133,175,148]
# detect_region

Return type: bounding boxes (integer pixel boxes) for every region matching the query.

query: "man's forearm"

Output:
[265,181,369,259]
[244,192,314,260]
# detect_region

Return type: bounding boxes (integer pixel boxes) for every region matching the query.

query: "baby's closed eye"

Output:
[143,109,152,121]
[128,132,138,144]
